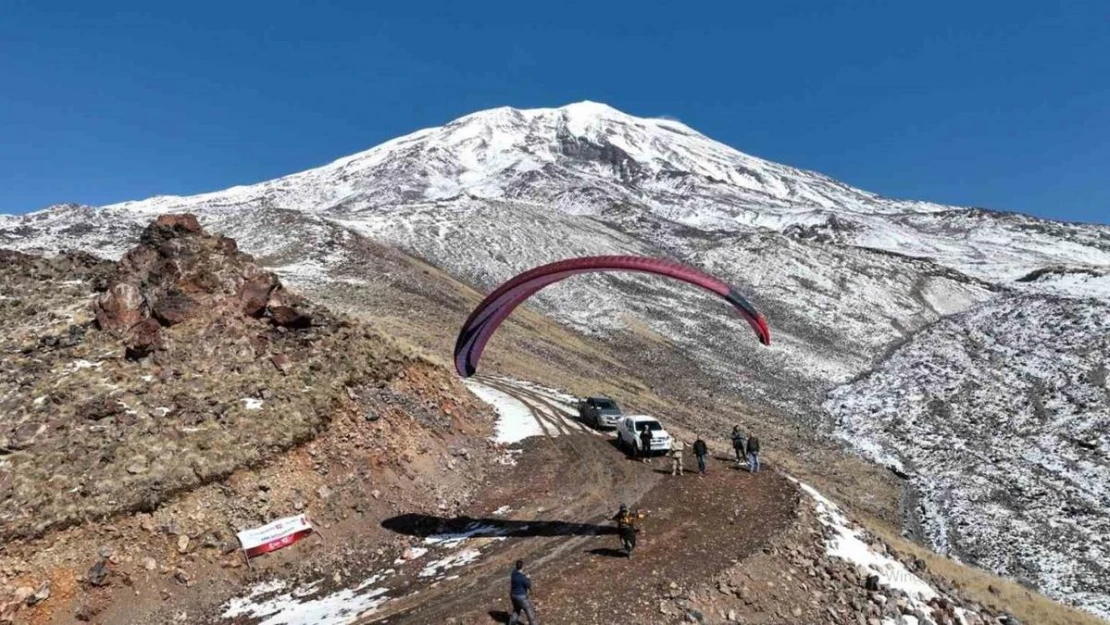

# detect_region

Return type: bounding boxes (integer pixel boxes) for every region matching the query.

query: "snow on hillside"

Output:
[826,296,1110,618]
[2,101,1109,614]
[5,102,1107,296]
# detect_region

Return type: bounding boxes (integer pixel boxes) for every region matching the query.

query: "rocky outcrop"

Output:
[0,215,489,545]
[91,214,316,362]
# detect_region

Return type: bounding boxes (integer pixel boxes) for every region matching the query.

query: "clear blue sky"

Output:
[2,1,1107,224]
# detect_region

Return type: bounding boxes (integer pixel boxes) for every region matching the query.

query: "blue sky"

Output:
[1,1,1107,224]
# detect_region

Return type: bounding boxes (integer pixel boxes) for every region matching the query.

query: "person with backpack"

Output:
[612,503,646,557]
[747,433,761,473]
[692,434,709,477]
[730,425,747,467]
[508,559,538,624]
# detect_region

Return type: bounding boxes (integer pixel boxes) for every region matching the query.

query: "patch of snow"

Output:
[221,585,389,625]
[419,549,481,578]
[241,398,264,411]
[463,380,543,443]
[66,359,102,372]
[793,479,939,624]
[221,571,400,625]
[423,523,507,548]
[393,547,428,565]
[492,506,513,517]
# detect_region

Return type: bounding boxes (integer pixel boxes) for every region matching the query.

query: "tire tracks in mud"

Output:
[363,378,797,625]
[478,375,593,440]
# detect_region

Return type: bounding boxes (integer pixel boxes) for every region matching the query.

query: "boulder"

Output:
[79,397,125,421]
[270,306,313,329]
[151,292,197,326]
[239,274,278,317]
[87,559,110,587]
[154,214,202,233]
[93,282,144,332]
[126,318,164,360]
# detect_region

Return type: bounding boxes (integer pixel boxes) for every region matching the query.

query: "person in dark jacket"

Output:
[612,503,646,557]
[692,434,709,477]
[509,559,538,624]
[747,433,761,473]
[639,425,654,464]
[730,425,747,467]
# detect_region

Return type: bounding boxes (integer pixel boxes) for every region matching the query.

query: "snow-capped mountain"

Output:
[2,101,1109,616]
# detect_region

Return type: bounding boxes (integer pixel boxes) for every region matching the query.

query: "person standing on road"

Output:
[508,559,538,625]
[693,434,709,477]
[747,433,761,473]
[730,425,747,468]
[613,503,646,557]
[639,425,654,464]
[669,438,685,476]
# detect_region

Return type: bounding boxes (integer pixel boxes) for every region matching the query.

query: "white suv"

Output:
[616,415,672,456]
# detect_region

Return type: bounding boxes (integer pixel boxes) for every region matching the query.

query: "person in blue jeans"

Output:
[509,559,538,624]
[747,434,761,473]
[692,435,709,477]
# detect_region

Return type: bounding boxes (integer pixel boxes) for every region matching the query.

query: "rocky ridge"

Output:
[0,215,502,624]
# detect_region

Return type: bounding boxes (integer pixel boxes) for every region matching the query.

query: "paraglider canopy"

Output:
[453,255,771,378]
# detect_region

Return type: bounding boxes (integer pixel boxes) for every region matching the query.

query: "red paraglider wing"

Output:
[454,256,771,378]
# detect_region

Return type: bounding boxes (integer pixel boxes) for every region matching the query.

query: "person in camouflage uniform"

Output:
[669,438,685,476]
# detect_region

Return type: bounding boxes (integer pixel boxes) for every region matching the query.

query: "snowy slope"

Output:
[2,101,1110,615]
[5,101,1107,295]
[826,296,1110,617]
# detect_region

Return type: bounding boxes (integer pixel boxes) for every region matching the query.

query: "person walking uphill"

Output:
[747,433,761,473]
[730,425,747,467]
[639,425,654,464]
[508,559,538,625]
[693,434,709,477]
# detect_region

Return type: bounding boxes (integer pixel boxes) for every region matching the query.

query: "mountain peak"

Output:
[557,100,628,119]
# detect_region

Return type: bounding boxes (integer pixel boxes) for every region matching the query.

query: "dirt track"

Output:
[364,381,798,624]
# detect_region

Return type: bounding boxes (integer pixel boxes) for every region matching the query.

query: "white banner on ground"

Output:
[236,514,315,559]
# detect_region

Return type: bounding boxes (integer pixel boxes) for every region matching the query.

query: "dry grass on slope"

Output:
[859,517,1109,625]
[0,217,464,542]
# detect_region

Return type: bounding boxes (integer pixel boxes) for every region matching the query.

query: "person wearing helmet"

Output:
[612,503,646,557]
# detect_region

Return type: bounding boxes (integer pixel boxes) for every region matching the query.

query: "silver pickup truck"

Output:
[577,396,622,429]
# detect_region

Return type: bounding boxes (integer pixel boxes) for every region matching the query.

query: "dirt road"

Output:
[363,379,797,624]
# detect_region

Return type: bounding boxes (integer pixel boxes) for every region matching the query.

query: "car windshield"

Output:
[594,399,617,410]
[636,421,662,431]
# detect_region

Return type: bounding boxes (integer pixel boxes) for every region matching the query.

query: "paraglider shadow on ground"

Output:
[381,514,619,539]
[586,547,628,558]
